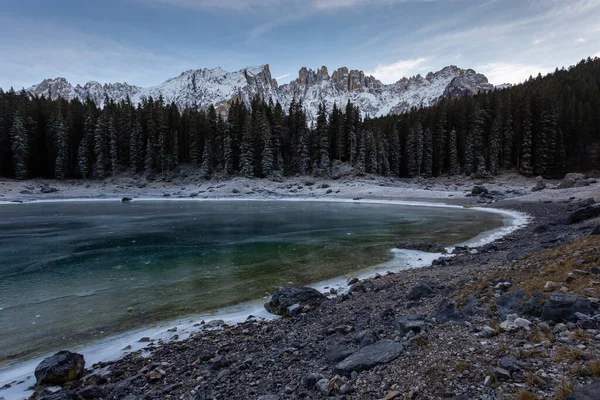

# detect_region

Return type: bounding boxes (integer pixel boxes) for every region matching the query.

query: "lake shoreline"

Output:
[1,176,599,399]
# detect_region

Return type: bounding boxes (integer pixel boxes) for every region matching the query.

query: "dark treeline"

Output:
[1,57,599,181]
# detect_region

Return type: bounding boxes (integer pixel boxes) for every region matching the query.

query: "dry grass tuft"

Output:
[554,379,576,400]
[516,389,540,400]
[525,371,544,388]
[573,328,593,341]
[554,346,584,362]
[589,359,600,377]
[570,362,590,377]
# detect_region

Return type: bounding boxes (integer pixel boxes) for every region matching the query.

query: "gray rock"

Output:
[434,299,464,323]
[77,386,105,399]
[565,379,600,399]
[257,396,279,400]
[542,294,595,322]
[35,351,85,386]
[496,290,528,320]
[522,291,545,318]
[301,373,324,389]
[264,287,327,317]
[354,329,379,348]
[471,185,489,195]
[315,378,330,395]
[480,326,497,338]
[490,367,511,381]
[461,297,491,318]
[38,391,83,400]
[591,226,600,236]
[498,357,528,372]
[397,241,447,254]
[121,197,133,202]
[40,186,59,194]
[568,205,600,224]
[325,345,356,363]
[395,314,427,334]
[334,340,404,375]
[406,283,434,300]
[531,178,546,192]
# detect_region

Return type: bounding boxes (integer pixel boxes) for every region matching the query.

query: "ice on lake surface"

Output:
[0,200,503,365]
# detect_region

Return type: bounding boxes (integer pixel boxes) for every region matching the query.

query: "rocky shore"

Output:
[1,174,600,400]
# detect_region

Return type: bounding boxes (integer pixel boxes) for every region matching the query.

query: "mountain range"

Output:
[27,64,496,120]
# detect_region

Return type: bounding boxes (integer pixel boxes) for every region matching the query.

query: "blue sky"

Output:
[1,0,599,89]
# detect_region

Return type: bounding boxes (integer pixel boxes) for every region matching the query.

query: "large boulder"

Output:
[434,299,464,323]
[333,340,404,375]
[496,290,528,320]
[396,241,447,254]
[406,283,434,301]
[541,294,594,322]
[264,287,327,317]
[35,351,85,386]
[566,379,600,399]
[395,314,427,334]
[568,205,600,224]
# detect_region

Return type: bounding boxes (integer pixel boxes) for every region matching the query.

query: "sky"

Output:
[1,0,599,90]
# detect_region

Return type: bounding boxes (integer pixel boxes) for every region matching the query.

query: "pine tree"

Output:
[489,115,502,175]
[259,112,274,177]
[519,101,534,176]
[54,115,68,179]
[223,129,233,177]
[388,126,401,177]
[189,113,201,165]
[406,122,423,177]
[366,130,377,173]
[422,127,433,177]
[77,134,89,179]
[109,117,118,176]
[377,133,390,176]
[502,102,513,169]
[10,112,28,179]
[144,137,153,177]
[93,113,106,178]
[355,129,366,176]
[448,128,461,175]
[313,102,330,176]
[240,117,254,178]
[130,119,141,173]
[298,125,311,175]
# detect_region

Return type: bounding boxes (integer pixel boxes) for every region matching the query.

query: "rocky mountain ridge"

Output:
[27,64,494,120]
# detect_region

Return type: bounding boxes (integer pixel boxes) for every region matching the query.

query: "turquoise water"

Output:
[0,200,503,364]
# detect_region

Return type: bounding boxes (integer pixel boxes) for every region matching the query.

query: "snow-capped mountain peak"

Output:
[26,64,494,120]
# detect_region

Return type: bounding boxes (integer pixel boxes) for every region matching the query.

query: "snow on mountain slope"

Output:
[27,64,494,119]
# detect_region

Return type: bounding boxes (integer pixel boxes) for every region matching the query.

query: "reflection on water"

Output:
[0,200,502,364]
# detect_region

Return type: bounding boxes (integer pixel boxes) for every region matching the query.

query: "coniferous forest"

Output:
[1,57,599,181]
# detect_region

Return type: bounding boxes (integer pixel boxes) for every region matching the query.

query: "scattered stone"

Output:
[544,281,560,292]
[531,176,546,192]
[264,287,327,317]
[347,277,359,285]
[490,367,511,381]
[591,226,600,235]
[121,197,133,202]
[334,340,404,375]
[35,351,85,386]
[471,185,489,195]
[541,294,595,322]
[301,373,323,389]
[40,186,59,194]
[479,326,497,338]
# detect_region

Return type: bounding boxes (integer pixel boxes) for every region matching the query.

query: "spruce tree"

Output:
[109,117,118,176]
[422,127,433,177]
[240,117,254,178]
[130,119,141,173]
[93,113,106,178]
[448,128,461,175]
[502,102,513,169]
[10,112,28,179]
[298,126,311,175]
[355,129,366,176]
[54,116,68,179]
[388,126,401,177]
[259,111,274,177]
[489,115,502,175]
[519,101,534,176]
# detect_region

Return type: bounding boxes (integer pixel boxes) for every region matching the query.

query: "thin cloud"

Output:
[275,73,291,80]
[366,58,428,84]
[476,62,552,85]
